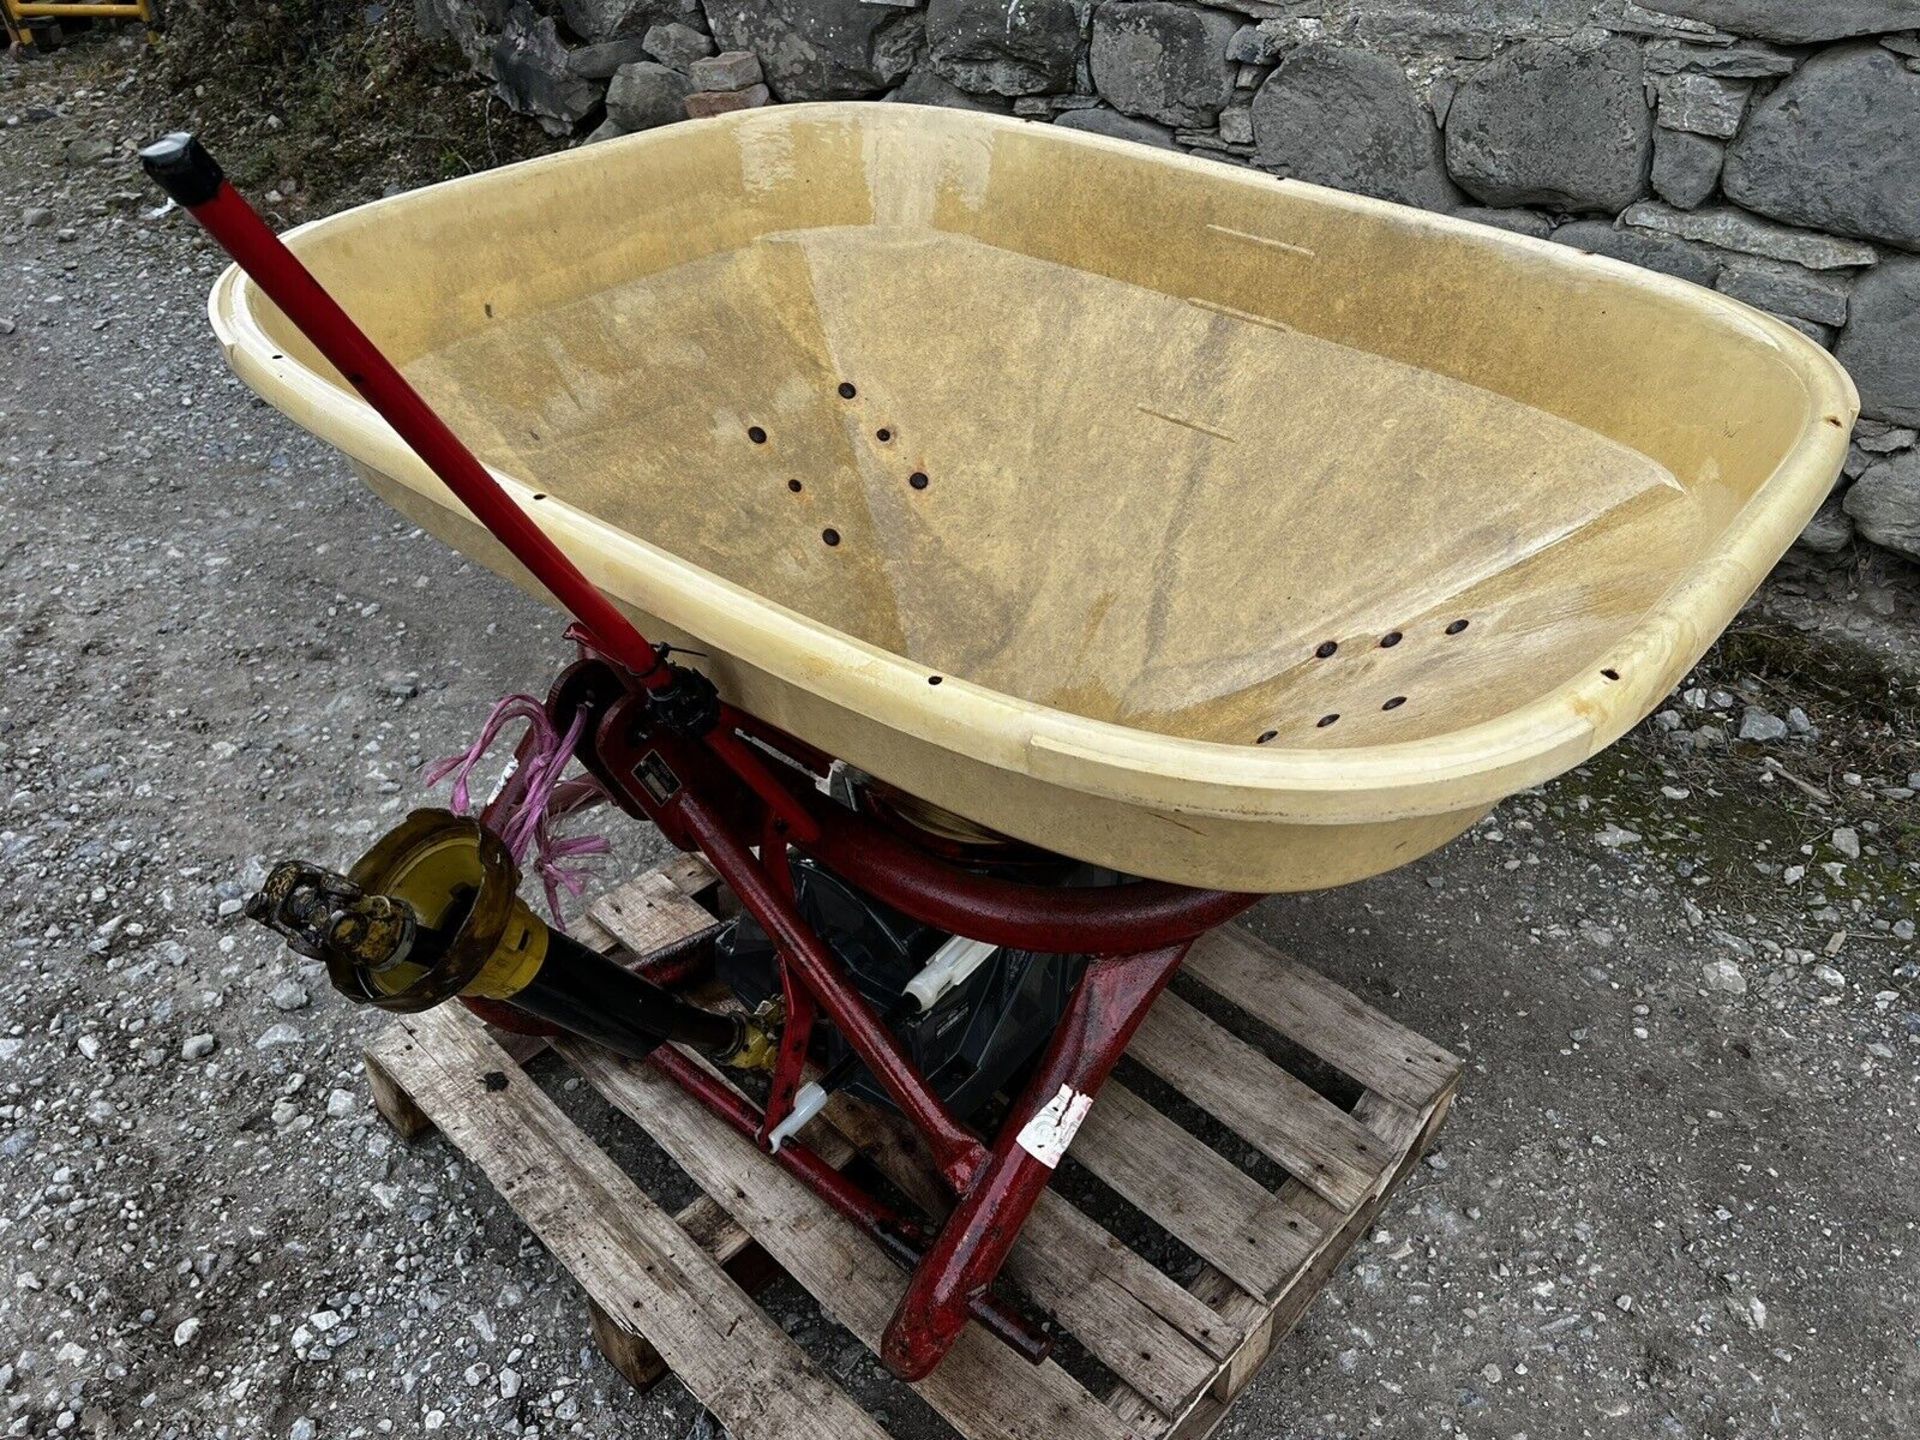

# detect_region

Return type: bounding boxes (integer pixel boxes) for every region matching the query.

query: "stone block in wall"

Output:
[1592,0,1736,41]
[705,0,920,100]
[1620,201,1880,268]
[605,59,694,129]
[1088,1,1240,127]
[685,83,770,116]
[642,21,713,69]
[1779,315,1838,346]
[1653,72,1749,136]
[559,0,677,44]
[1249,42,1459,210]
[1715,256,1853,326]
[1053,104,1180,148]
[926,0,1081,96]
[1651,128,1724,209]
[1227,18,1320,66]
[1643,39,1797,76]
[1178,127,1256,158]
[1722,44,1920,254]
[1444,38,1654,214]
[1219,103,1254,144]
[570,35,652,79]
[1453,205,1557,238]
[1856,418,1920,451]
[1012,93,1101,115]
[1794,497,1856,554]
[1834,256,1920,424]
[492,5,604,134]
[690,49,763,89]
[1552,218,1723,285]
[888,70,1014,111]
[1344,0,1594,60]
[416,0,514,77]
[1843,450,1920,559]
[1623,1,1920,45]
[1202,0,1325,15]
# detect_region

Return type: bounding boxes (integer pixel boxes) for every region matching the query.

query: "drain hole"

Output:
[1382,696,1406,711]
[928,675,943,686]
[787,479,803,493]
[1314,640,1338,659]
[1380,631,1402,648]
[821,528,841,547]
[531,493,547,501]
[1316,713,1340,728]
[876,428,893,443]
[748,425,767,444]
[909,471,929,490]
[838,382,857,400]
[1445,618,1470,635]
[1256,729,1277,745]
[1601,668,1620,681]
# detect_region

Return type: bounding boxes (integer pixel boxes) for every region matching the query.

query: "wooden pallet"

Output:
[364,857,1461,1440]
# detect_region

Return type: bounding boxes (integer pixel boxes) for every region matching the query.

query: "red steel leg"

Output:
[757,813,819,1143]
[647,1045,1051,1364]
[879,941,1191,1380]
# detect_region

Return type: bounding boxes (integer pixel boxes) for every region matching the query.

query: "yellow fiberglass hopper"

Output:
[207,103,1856,893]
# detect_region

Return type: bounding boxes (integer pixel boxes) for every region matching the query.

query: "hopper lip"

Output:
[207,103,1860,829]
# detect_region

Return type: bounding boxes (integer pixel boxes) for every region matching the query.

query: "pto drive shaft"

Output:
[247,809,770,1068]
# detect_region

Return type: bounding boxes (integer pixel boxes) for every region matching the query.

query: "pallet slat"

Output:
[563,1043,1150,1440]
[365,1009,888,1440]
[586,867,720,960]
[1070,1083,1323,1296]
[824,1096,1242,1418]
[1128,990,1383,1212]
[1105,1092,1447,1435]
[1183,929,1461,1110]
[1008,1191,1231,1418]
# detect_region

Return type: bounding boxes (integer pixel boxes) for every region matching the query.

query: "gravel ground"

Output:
[4,35,1918,1440]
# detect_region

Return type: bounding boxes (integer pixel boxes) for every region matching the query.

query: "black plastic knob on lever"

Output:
[646,653,722,738]
[139,132,225,208]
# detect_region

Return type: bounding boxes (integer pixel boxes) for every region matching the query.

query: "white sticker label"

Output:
[1015,1084,1095,1169]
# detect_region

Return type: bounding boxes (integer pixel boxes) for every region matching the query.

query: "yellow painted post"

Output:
[1,0,36,49]
[13,3,148,15]
[2,0,156,45]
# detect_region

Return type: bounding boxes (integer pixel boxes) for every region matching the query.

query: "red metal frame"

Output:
[160,149,1263,1381]
[645,1045,1052,1364]
[881,941,1190,1378]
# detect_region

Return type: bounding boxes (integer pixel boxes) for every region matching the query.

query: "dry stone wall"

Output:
[419,0,1920,566]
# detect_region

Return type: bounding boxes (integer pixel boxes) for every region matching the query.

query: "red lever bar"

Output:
[139,133,672,693]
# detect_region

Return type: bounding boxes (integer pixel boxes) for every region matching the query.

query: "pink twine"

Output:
[423,694,610,925]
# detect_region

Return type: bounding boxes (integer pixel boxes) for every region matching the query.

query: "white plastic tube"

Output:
[902,935,1001,1014]
[766,1082,830,1153]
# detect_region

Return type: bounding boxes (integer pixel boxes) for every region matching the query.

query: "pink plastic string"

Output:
[423,693,610,925]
